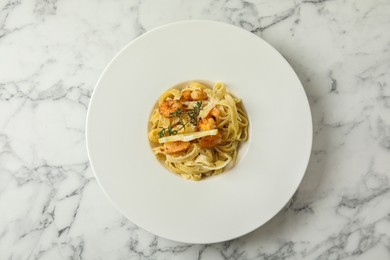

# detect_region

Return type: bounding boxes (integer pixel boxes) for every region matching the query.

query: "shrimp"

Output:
[159,99,182,118]
[199,133,223,148]
[182,90,192,101]
[163,141,191,154]
[210,107,220,118]
[199,108,220,131]
[181,89,208,101]
[199,117,216,131]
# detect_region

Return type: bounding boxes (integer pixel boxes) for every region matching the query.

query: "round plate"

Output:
[86,20,312,244]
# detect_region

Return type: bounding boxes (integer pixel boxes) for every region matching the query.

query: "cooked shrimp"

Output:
[163,141,191,154]
[182,90,192,101]
[191,89,208,100]
[199,117,216,131]
[181,89,208,101]
[159,99,182,118]
[199,133,222,148]
[210,107,220,118]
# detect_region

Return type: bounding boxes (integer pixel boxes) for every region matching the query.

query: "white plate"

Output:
[86,21,312,244]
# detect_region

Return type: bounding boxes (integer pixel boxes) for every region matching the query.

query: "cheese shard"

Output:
[158,129,218,143]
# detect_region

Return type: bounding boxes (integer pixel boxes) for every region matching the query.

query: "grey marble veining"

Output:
[1,0,390,259]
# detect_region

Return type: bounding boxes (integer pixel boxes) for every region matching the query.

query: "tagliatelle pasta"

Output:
[148,81,249,181]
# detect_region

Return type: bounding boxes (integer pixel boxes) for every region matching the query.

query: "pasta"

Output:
[148,81,249,181]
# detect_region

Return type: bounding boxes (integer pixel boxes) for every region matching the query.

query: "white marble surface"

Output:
[1,0,390,259]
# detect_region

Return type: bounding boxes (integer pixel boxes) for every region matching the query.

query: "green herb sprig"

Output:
[158,125,177,138]
[158,101,202,137]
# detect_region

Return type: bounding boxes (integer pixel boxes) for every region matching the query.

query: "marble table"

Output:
[1,0,389,259]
